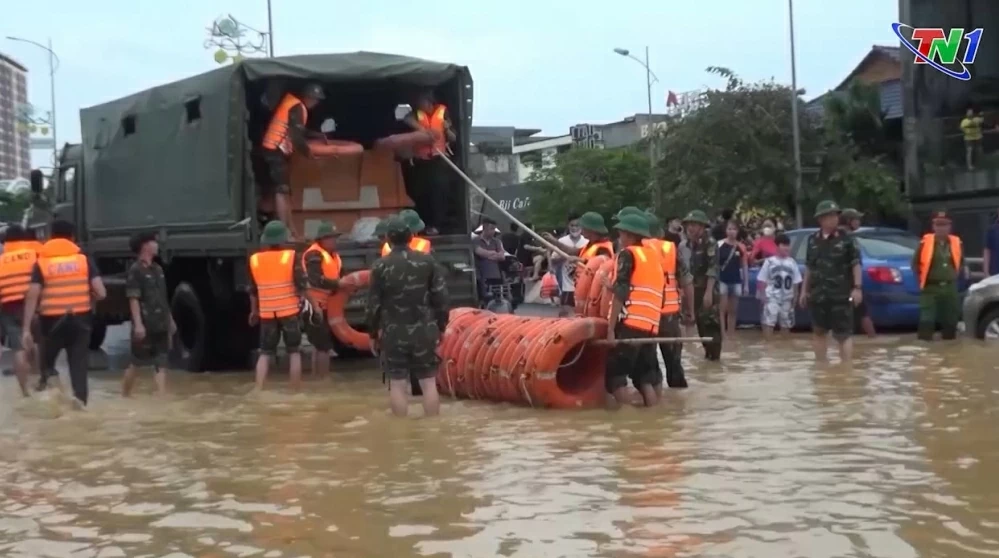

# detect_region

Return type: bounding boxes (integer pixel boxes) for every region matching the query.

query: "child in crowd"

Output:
[756,233,802,337]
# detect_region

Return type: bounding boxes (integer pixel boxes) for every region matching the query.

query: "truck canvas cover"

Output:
[79,52,472,232]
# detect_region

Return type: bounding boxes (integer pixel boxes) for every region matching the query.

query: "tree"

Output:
[525,147,650,228]
[654,67,904,221]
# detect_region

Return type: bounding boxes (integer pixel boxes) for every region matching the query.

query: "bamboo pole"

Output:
[590,336,712,346]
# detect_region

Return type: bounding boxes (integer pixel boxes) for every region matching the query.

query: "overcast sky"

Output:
[4,0,898,167]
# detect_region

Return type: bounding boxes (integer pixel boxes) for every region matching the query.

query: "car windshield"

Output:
[857,233,919,258]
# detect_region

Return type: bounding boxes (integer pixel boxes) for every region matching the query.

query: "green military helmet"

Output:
[398,208,426,233]
[314,221,341,239]
[681,209,711,225]
[613,213,652,238]
[374,214,396,237]
[814,200,841,218]
[260,220,289,246]
[383,215,411,235]
[613,206,644,221]
[644,211,664,237]
[578,211,608,234]
[841,208,864,219]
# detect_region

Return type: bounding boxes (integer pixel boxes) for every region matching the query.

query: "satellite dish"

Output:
[217,17,238,37]
[320,118,336,134]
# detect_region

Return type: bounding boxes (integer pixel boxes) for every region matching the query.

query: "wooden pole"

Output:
[590,336,712,346]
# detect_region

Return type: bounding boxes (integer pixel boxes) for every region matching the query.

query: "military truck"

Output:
[46,52,477,371]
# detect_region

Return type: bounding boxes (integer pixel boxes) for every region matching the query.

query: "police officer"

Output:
[366,216,449,417]
[800,201,862,362]
[380,210,432,257]
[0,225,39,396]
[913,211,966,341]
[681,210,722,361]
[259,83,326,239]
[248,220,310,391]
[22,220,106,408]
[301,221,342,377]
[840,208,876,337]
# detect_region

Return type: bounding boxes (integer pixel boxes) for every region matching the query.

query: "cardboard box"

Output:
[288,150,413,212]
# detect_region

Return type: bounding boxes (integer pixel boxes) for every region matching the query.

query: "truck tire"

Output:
[89,320,108,351]
[170,282,208,372]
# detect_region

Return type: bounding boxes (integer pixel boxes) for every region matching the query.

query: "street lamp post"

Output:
[787,0,804,228]
[6,36,59,182]
[266,0,274,56]
[614,46,660,214]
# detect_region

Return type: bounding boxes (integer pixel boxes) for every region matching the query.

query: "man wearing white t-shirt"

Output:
[756,233,802,337]
[546,214,587,309]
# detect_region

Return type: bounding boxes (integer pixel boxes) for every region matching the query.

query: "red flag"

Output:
[666,90,679,107]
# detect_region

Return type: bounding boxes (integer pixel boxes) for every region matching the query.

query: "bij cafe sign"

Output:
[497,196,531,212]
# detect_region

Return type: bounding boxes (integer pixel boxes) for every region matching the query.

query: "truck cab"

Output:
[45,52,478,370]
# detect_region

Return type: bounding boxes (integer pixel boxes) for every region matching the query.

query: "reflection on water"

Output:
[2,334,999,557]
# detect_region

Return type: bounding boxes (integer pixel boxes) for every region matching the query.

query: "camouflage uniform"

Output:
[125,260,172,368]
[805,201,860,340]
[251,222,307,355]
[683,210,722,361]
[366,218,449,381]
[302,222,342,351]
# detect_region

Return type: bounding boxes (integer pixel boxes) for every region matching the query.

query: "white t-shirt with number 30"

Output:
[757,255,802,301]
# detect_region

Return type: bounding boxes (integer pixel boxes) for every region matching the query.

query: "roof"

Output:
[0,52,28,73]
[471,126,542,146]
[806,79,902,120]
[834,45,900,91]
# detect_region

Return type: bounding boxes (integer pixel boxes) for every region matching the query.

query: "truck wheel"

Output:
[89,320,108,351]
[170,282,207,372]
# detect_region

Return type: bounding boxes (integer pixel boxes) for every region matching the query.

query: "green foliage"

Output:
[525,147,650,228]
[0,191,32,223]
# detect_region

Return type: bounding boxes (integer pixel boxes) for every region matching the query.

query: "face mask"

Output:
[762,227,774,236]
[569,228,581,239]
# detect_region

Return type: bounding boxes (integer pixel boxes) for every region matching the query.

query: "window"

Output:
[185,97,201,123]
[793,235,809,262]
[856,235,917,258]
[122,115,136,136]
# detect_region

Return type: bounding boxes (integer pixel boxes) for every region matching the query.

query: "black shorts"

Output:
[259,316,302,355]
[304,311,334,351]
[131,330,170,369]
[605,324,658,393]
[1,313,25,351]
[261,150,290,196]
[809,301,853,340]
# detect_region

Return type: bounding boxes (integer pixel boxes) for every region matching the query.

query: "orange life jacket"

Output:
[300,243,342,309]
[413,104,447,159]
[0,242,39,304]
[580,240,614,260]
[250,249,300,319]
[611,245,665,333]
[22,240,43,253]
[918,233,962,288]
[262,94,308,155]
[380,237,431,257]
[643,238,681,315]
[36,238,92,317]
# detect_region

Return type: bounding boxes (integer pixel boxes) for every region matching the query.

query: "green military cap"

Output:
[374,214,396,236]
[814,200,841,218]
[383,215,411,235]
[613,213,652,238]
[681,209,711,225]
[399,208,426,233]
[314,221,341,239]
[260,220,288,246]
[841,208,864,219]
[613,206,644,220]
[643,211,664,237]
[578,211,608,234]
[931,210,951,223]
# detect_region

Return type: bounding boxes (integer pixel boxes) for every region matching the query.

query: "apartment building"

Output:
[0,52,30,180]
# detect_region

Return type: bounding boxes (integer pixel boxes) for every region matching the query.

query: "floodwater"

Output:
[2,329,999,558]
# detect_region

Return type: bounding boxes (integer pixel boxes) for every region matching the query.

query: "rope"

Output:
[558,343,587,369]
[445,361,456,399]
[520,375,534,409]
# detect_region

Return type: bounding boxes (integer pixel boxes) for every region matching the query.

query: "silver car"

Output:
[963,274,999,339]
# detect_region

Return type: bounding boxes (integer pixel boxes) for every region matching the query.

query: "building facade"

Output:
[899,0,999,253]
[0,53,30,180]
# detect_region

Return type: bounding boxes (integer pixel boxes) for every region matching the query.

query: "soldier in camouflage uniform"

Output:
[645,211,694,388]
[367,216,449,417]
[122,232,176,397]
[682,210,722,361]
[801,200,862,362]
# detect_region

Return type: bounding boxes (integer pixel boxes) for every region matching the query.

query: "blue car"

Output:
[734,227,966,330]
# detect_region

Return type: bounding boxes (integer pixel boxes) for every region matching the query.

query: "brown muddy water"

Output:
[1,331,999,558]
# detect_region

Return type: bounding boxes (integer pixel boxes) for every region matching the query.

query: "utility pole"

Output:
[48,37,57,176]
[266,0,274,56]
[788,0,804,228]
[614,46,661,215]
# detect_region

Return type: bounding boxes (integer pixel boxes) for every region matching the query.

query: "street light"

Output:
[614,46,661,213]
[266,0,274,56]
[6,36,59,179]
[786,0,804,228]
